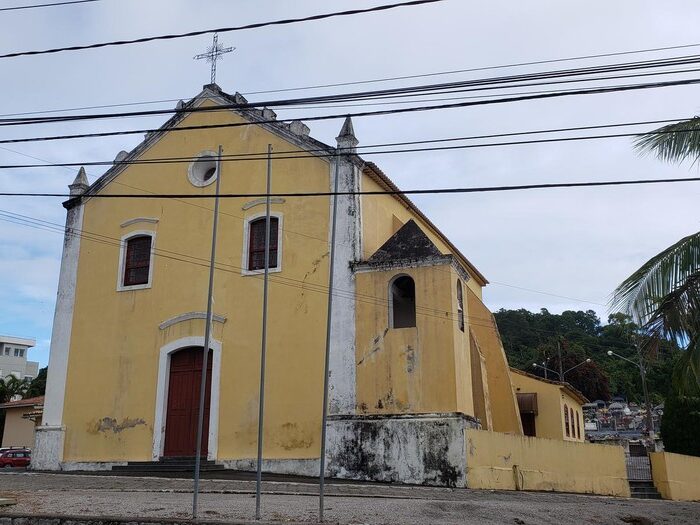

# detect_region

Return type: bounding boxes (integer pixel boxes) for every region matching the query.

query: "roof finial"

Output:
[336,116,358,153]
[69,166,89,196]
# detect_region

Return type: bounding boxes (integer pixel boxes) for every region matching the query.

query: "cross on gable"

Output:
[193,33,235,85]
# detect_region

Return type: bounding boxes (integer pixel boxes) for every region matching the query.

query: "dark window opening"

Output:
[521,413,536,437]
[123,235,152,286]
[457,280,465,332]
[390,275,416,328]
[564,403,570,437]
[248,217,279,271]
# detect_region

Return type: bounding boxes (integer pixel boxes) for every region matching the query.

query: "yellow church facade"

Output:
[33,84,580,485]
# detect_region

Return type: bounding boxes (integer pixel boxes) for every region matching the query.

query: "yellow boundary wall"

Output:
[650,452,700,501]
[465,429,630,497]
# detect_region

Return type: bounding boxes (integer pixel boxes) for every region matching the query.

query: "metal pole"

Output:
[192,145,223,519]
[636,346,654,437]
[319,154,340,523]
[255,144,273,520]
[556,338,564,382]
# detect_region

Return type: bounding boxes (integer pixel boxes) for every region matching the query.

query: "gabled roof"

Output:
[510,367,588,405]
[71,84,488,285]
[0,395,44,410]
[367,219,442,263]
[362,162,488,285]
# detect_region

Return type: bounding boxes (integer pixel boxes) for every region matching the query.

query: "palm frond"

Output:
[635,117,700,165]
[611,232,700,325]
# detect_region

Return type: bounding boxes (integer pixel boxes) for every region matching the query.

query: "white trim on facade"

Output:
[240,211,284,276]
[116,230,156,292]
[152,336,222,461]
[242,197,285,210]
[159,312,227,330]
[120,217,159,228]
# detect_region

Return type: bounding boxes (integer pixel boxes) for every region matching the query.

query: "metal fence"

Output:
[626,455,652,481]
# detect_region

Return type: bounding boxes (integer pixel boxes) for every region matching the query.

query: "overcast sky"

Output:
[1,0,699,368]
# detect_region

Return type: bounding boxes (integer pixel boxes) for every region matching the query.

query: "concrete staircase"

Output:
[629,480,662,499]
[111,457,226,476]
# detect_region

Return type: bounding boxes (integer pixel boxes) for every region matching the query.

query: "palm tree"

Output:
[0,375,30,403]
[611,120,700,392]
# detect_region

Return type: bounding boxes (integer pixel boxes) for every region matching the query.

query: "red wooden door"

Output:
[163,347,213,458]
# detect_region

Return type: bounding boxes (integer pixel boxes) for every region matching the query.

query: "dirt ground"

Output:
[1,471,699,524]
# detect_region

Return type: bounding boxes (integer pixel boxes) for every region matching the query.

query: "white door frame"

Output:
[152,336,222,461]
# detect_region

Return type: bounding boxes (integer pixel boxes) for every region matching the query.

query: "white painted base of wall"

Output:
[221,458,319,478]
[60,461,127,471]
[31,425,65,471]
[326,413,479,487]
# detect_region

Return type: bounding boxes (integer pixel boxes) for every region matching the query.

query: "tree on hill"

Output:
[661,388,700,457]
[494,308,680,403]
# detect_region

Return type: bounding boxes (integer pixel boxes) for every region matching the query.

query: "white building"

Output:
[0,335,38,381]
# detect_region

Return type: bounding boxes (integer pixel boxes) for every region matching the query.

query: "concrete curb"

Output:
[0,514,327,525]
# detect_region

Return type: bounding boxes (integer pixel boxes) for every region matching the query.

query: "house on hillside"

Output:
[34,83,583,484]
[0,396,44,448]
[510,368,587,441]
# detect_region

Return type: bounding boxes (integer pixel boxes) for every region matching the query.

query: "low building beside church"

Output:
[34,83,582,485]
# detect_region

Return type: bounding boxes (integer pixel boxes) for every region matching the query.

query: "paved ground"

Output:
[1,471,699,524]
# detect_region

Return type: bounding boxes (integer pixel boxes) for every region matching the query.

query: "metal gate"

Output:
[626,455,652,480]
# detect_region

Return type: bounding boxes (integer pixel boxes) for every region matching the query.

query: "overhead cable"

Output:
[0,0,447,59]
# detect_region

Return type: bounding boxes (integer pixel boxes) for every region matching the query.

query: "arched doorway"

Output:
[163,347,212,458]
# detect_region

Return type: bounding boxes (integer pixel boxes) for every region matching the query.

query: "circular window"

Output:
[188,151,219,187]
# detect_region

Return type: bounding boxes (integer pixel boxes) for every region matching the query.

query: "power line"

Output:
[0,0,447,59]
[2,77,699,145]
[2,176,699,198]
[0,0,98,12]
[243,42,700,95]
[0,208,606,329]
[4,40,700,119]
[5,53,700,125]
[0,120,698,169]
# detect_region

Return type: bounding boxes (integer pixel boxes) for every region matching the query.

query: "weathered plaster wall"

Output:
[360,174,483,299]
[465,429,630,497]
[1,407,36,448]
[59,99,333,464]
[510,371,585,441]
[354,264,474,416]
[327,413,478,486]
[469,332,492,430]
[650,451,700,501]
[466,291,522,435]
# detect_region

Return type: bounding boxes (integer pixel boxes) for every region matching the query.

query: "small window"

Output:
[14,348,20,357]
[248,217,279,271]
[390,275,416,329]
[564,403,570,437]
[188,151,218,187]
[571,407,576,438]
[123,235,152,286]
[19,349,24,358]
[456,280,465,332]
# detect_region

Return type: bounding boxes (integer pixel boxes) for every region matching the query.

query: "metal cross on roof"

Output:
[193,33,235,85]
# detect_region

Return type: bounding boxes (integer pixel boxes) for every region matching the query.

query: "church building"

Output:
[33,83,583,485]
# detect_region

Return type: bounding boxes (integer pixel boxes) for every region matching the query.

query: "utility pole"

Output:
[556,337,564,382]
[192,144,223,519]
[255,144,273,520]
[636,345,655,437]
[318,153,340,523]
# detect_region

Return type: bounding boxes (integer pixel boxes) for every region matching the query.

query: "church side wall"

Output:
[466,289,523,435]
[60,106,334,464]
[354,264,462,415]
